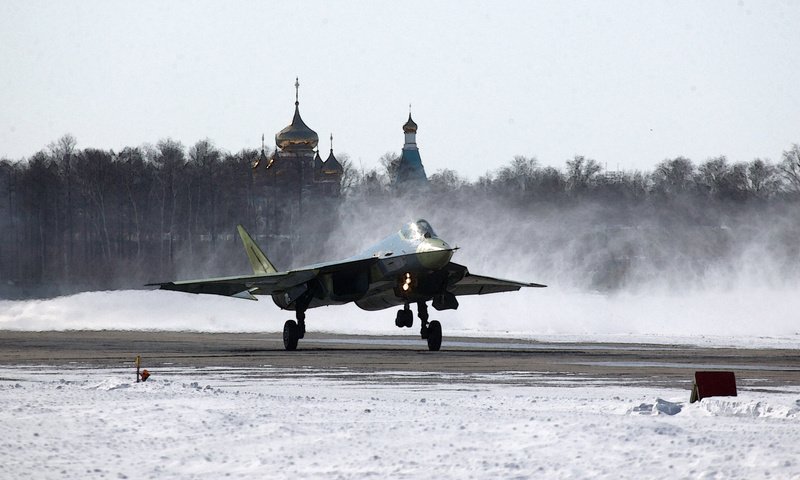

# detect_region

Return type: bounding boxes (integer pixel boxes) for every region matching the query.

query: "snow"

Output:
[1,288,799,349]
[1,365,799,479]
[2,288,798,477]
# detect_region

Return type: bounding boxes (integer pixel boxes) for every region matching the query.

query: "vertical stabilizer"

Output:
[237,225,278,275]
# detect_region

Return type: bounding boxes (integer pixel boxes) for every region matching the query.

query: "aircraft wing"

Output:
[446,262,546,296]
[147,257,378,300]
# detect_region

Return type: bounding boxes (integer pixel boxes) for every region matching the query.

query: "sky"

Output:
[1,0,799,178]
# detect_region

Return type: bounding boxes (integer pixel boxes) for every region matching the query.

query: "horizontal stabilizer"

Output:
[232,290,258,301]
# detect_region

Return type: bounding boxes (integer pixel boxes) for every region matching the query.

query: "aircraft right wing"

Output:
[148,224,379,301]
[445,262,546,296]
[147,270,315,299]
[148,257,378,300]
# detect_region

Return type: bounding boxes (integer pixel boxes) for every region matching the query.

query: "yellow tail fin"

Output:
[237,225,278,275]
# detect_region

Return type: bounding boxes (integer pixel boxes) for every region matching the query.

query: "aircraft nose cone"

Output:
[417,238,454,269]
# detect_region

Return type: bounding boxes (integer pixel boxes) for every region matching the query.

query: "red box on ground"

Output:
[693,371,737,402]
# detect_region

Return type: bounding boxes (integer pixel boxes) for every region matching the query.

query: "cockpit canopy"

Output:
[400,219,438,240]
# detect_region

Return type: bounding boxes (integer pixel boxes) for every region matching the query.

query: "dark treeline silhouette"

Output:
[1,135,799,298]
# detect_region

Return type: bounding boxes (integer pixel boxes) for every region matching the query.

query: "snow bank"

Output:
[1,366,799,479]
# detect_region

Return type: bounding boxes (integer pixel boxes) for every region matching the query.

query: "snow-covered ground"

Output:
[1,289,799,349]
[2,288,798,477]
[1,365,799,479]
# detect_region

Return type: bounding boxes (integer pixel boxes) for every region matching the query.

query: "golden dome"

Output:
[275,79,318,151]
[275,104,319,151]
[403,113,418,134]
[323,149,343,175]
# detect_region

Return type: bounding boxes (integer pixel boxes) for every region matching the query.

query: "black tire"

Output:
[396,309,413,328]
[426,320,442,351]
[283,320,299,351]
[404,310,414,328]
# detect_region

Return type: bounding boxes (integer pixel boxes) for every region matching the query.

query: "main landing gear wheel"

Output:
[283,320,300,351]
[426,320,442,351]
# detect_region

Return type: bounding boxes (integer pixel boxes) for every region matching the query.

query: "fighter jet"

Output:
[149,219,545,351]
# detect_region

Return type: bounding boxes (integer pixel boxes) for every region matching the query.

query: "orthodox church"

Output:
[252,78,343,199]
[251,79,343,240]
[251,79,428,242]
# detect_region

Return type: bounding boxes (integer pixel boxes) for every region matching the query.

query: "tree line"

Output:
[1,135,799,298]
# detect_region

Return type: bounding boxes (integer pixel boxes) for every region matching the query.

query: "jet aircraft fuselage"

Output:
[272,219,454,311]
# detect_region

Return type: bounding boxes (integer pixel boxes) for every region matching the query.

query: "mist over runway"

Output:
[2,287,799,350]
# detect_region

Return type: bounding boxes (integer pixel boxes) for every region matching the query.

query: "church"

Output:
[251,79,345,239]
[252,79,343,199]
[251,79,428,241]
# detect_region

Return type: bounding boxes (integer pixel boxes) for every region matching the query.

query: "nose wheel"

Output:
[395,304,414,328]
[426,320,442,351]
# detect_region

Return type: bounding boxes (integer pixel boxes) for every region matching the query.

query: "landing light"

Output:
[400,273,413,293]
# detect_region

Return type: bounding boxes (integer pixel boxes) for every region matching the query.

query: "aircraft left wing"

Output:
[445,262,546,296]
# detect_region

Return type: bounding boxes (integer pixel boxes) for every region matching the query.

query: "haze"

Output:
[2,1,799,177]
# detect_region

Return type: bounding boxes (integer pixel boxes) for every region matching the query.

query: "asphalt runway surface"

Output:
[2,331,799,391]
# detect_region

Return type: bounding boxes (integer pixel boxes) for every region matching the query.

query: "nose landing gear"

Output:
[395,304,414,328]
[418,301,429,339]
[426,320,442,351]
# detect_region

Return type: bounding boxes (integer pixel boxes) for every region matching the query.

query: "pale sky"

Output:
[1,0,799,178]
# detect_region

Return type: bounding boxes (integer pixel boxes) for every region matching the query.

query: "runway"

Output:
[2,330,798,390]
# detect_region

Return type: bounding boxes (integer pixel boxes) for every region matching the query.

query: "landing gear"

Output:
[413,302,441,351]
[281,293,312,351]
[284,304,307,351]
[426,320,442,351]
[395,304,413,328]
[418,301,430,339]
[283,320,299,351]
[297,311,306,339]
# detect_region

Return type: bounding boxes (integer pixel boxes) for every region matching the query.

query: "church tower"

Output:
[394,111,428,187]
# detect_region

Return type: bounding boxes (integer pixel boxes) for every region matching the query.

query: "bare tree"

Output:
[154,139,186,273]
[496,156,538,195]
[429,168,466,193]
[379,152,400,185]
[651,157,695,197]
[565,155,601,193]
[779,144,800,194]
[337,155,359,196]
[48,134,78,280]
